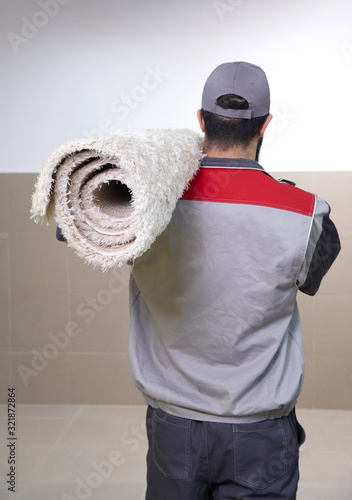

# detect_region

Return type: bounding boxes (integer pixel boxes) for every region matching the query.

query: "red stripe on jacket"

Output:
[181,168,315,217]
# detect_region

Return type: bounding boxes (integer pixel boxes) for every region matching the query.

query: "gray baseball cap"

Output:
[201,61,270,119]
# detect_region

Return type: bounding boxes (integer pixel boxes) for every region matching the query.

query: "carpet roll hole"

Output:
[93,180,133,217]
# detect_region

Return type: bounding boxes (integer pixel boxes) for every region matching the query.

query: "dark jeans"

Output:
[145,406,306,500]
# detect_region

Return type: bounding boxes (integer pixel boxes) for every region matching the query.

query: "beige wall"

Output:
[1,172,351,409]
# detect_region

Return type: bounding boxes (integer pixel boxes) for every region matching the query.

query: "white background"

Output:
[1,0,352,173]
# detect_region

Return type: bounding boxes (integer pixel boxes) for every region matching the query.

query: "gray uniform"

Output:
[129,157,340,423]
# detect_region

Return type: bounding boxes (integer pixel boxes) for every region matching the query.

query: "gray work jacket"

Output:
[129,157,340,423]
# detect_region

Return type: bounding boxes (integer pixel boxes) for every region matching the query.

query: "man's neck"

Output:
[204,140,258,161]
[205,148,256,160]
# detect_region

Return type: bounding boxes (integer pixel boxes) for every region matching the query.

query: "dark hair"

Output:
[201,94,268,151]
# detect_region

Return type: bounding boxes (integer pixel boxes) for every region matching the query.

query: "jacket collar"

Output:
[200,156,265,171]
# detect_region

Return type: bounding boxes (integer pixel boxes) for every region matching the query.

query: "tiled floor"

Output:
[0,405,351,499]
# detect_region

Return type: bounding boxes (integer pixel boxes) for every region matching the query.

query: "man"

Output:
[128,62,340,499]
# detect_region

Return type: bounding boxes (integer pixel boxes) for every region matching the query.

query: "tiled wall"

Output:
[1,172,351,408]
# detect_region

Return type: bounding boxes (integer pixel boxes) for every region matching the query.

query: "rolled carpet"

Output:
[31,128,204,270]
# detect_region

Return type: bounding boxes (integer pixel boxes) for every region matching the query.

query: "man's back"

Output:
[129,156,337,423]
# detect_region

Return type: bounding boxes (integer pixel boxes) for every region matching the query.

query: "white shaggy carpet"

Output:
[31,129,203,270]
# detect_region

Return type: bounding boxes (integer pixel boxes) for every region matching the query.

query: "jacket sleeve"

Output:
[296,196,341,296]
[56,226,67,243]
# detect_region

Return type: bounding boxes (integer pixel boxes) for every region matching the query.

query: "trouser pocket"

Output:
[147,407,191,479]
[233,418,288,489]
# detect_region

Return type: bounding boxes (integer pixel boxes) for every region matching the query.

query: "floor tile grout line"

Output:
[52,405,83,448]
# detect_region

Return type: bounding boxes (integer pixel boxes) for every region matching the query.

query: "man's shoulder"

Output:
[182,164,316,217]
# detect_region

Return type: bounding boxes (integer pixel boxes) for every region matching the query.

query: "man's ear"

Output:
[258,114,273,137]
[197,109,206,133]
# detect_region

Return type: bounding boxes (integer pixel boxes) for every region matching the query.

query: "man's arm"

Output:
[297,197,341,296]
